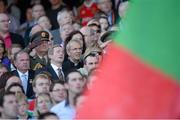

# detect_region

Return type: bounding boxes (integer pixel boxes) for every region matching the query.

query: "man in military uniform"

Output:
[29,31,50,71]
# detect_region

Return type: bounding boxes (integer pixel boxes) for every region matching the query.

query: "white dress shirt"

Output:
[17,70,29,93]
[51,63,64,78]
[50,100,75,120]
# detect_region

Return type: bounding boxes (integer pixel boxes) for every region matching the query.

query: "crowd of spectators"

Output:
[0,0,129,119]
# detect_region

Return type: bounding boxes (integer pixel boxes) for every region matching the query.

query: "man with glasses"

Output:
[50,81,67,106]
[63,39,83,74]
[0,13,25,49]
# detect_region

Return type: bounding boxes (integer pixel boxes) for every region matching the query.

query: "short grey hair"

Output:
[66,39,82,52]
[57,8,70,22]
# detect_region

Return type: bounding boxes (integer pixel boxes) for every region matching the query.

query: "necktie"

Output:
[21,74,28,94]
[58,68,64,81]
[42,57,47,64]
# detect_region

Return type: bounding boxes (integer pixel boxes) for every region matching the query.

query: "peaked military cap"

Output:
[30,30,50,43]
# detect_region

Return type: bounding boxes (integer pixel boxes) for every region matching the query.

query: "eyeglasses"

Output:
[70,47,83,51]
[0,20,11,24]
[53,89,66,92]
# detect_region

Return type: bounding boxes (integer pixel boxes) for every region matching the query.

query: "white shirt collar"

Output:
[51,63,62,76]
[17,70,28,77]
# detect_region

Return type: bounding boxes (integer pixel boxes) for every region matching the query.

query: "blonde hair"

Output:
[32,73,52,87]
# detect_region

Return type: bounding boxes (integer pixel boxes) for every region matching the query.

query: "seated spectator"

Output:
[0,0,20,33]
[79,0,98,26]
[38,112,59,120]
[52,23,74,45]
[0,63,8,77]
[0,92,18,119]
[63,39,83,74]
[80,26,99,48]
[0,37,10,69]
[6,83,25,94]
[0,72,22,92]
[28,73,52,115]
[0,13,25,49]
[8,44,22,71]
[18,6,33,38]
[96,0,115,26]
[36,44,65,81]
[79,52,100,78]
[12,50,35,98]
[50,81,67,106]
[34,93,53,118]
[37,15,52,31]
[98,30,114,49]
[32,73,52,97]
[51,69,86,120]
[65,31,86,54]
[99,16,110,32]
[29,31,50,71]
[15,92,33,119]
[46,0,66,30]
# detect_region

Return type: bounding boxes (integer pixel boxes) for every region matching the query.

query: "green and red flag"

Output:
[77,0,180,118]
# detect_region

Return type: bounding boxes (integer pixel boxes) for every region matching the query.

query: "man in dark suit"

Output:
[12,50,35,98]
[36,44,65,81]
[63,39,83,74]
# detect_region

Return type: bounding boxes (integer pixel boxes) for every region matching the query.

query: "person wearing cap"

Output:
[29,30,50,71]
[35,43,65,81]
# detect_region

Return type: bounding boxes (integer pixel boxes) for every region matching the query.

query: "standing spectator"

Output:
[12,50,35,98]
[46,0,66,30]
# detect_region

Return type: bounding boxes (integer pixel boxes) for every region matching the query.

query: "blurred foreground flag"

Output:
[77,0,180,119]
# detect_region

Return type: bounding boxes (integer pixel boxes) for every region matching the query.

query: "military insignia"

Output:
[33,63,43,71]
[29,79,33,84]
[41,32,46,37]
